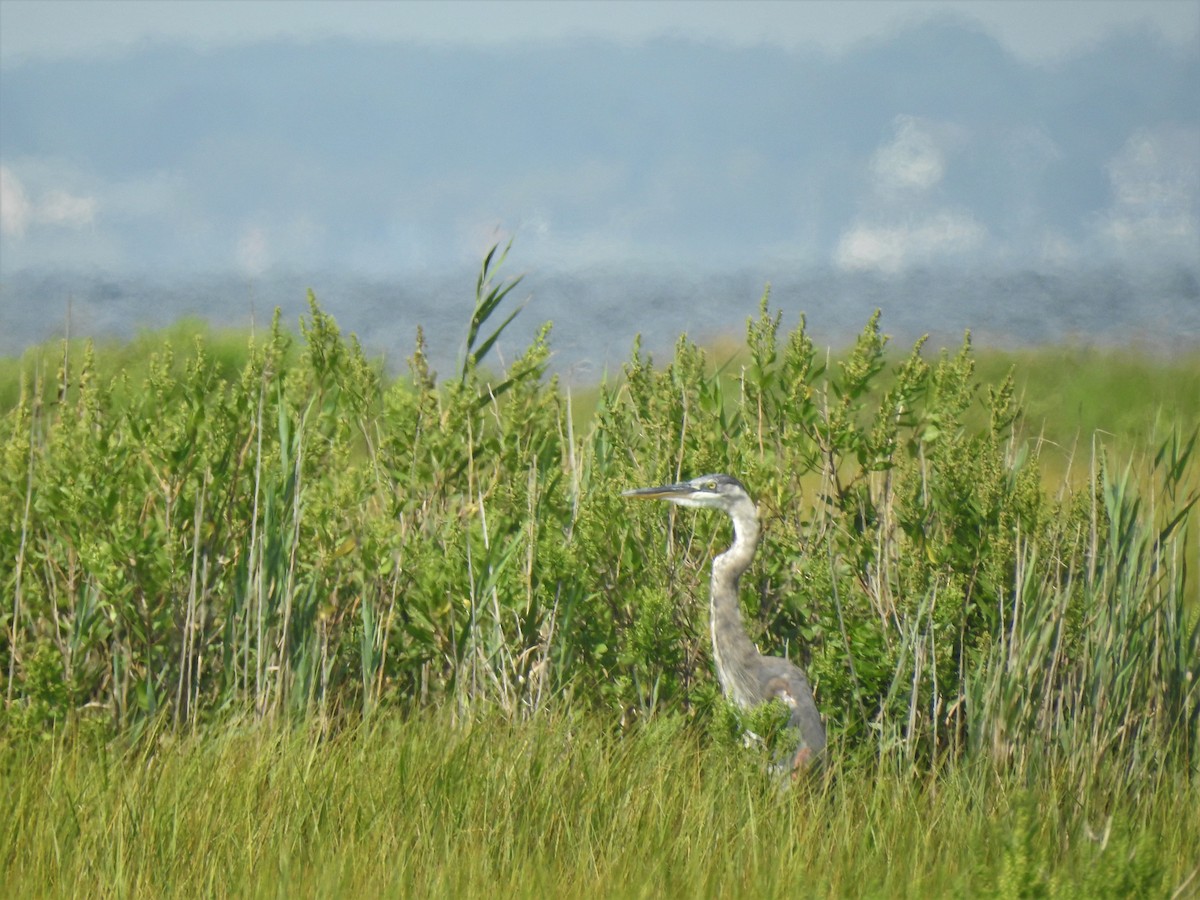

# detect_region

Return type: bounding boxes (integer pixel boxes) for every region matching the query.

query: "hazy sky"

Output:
[1,0,1197,281]
[1,0,1197,356]
[2,0,1198,65]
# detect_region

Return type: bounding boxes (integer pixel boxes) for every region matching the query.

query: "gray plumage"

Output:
[623,474,826,771]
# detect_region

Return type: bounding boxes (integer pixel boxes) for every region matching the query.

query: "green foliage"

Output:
[2,641,70,739]
[0,251,1196,807]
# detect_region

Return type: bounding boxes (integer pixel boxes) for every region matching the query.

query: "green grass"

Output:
[4,711,1197,899]
[975,346,1200,476]
[0,317,272,414]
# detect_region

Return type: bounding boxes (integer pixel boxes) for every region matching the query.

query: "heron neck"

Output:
[708,500,761,704]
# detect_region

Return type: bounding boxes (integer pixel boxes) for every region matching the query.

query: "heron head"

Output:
[621,473,752,511]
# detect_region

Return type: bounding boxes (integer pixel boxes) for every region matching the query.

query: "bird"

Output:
[623,473,826,772]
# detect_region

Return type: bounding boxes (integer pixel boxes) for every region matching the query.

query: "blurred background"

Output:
[1,0,1197,377]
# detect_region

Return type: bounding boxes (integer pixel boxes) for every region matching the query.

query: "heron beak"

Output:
[621,482,697,501]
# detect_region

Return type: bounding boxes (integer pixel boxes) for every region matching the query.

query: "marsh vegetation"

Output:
[2,250,1197,896]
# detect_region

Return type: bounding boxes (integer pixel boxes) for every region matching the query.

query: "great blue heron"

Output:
[623,474,826,771]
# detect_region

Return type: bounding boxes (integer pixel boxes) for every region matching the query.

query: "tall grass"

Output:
[0,250,1195,792]
[3,713,1197,898]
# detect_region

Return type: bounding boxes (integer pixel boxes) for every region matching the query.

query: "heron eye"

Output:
[706,480,717,490]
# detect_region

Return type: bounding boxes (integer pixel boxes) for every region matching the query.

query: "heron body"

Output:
[623,474,827,771]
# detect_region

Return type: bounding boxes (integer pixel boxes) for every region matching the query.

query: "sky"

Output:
[0,0,1197,358]
[3,1,1197,271]
[1,2,1198,287]
[2,0,1198,65]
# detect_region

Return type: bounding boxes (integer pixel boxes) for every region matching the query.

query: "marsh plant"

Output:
[2,247,1196,796]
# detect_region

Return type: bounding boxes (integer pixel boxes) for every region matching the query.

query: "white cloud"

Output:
[39,188,97,227]
[835,210,987,272]
[0,164,97,236]
[871,115,945,193]
[236,224,270,276]
[1038,229,1078,266]
[837,116,985,271]
[1108,129,1199,211]
[0,165,33,236]
[1097,127,1200,260]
